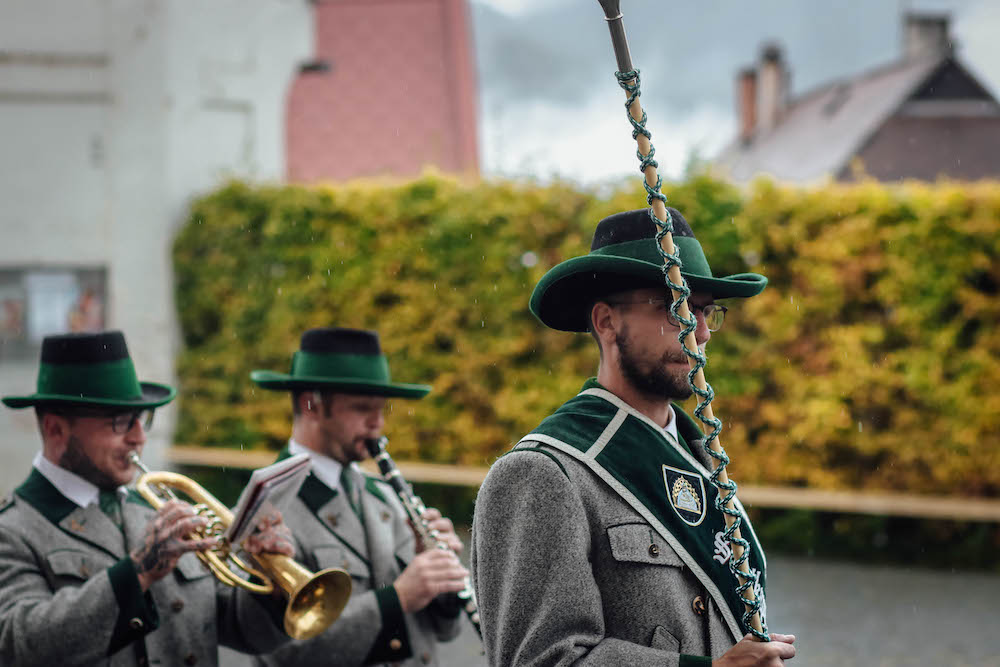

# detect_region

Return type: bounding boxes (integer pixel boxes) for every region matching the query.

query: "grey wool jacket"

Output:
[253,456,461,667]
[0,468,289,667]
[472,384,765,667]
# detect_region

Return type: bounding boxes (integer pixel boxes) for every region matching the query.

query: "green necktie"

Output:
[340,467,362,519]
[98,490,123,530]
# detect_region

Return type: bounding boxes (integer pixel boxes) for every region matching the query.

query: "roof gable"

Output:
[910,60,997,102]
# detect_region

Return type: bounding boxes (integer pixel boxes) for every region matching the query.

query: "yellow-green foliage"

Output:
[173,174,1000,497]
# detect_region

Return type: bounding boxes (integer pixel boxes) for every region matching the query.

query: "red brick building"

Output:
[286,0,479,182]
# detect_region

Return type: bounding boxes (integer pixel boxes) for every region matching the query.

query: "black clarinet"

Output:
[364,436,483,643]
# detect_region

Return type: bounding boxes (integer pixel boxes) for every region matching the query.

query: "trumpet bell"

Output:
[285,566,353,640]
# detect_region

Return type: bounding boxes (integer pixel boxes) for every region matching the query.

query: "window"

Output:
[0,267,107,360]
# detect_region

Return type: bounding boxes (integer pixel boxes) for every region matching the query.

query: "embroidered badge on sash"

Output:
[662,465,707,526]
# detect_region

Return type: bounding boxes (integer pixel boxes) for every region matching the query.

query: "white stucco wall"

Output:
[0,0,312,494]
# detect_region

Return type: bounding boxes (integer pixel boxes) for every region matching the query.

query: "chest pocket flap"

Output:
[313,545,369,581]
[607,523,684,568]
[46,549,108,581]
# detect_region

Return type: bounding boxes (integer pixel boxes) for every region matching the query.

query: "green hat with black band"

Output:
[2,331,176,409]
[250,327,430,399]
[530,207,768,332]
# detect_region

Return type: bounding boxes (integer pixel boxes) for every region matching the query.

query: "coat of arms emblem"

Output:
[662,465,707,526]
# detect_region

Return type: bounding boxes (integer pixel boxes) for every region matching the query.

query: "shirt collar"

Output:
[288,439,355,492]
[664,404,679,446]
[32,452,124,509]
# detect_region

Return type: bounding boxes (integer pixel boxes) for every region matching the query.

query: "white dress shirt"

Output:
[287,439,357,493]
[32,451,125,508]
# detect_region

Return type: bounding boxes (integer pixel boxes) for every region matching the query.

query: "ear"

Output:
[39,413,72,458]
[590,301,620,352]
[295,392,317,417]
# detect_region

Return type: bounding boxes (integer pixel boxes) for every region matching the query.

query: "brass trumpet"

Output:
[130,453,351,640]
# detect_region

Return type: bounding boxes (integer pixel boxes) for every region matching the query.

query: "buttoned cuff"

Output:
[107,558,159,655]
[679,654,713,667]
[363,585,412,664]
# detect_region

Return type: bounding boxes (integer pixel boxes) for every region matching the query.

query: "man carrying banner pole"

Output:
[470,3,797,664]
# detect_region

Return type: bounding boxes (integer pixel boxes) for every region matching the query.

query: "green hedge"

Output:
[173,174,1000,497]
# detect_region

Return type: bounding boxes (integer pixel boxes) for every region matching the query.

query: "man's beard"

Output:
[616,325,693,401]
[59,435,120,491]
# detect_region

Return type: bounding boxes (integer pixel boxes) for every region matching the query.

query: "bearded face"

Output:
[615,321,694,401]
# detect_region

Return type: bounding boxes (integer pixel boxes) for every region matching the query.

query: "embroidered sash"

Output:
[520,383,767,640]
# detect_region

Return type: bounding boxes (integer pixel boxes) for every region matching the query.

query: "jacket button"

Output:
[648,544,660,557]
[389,638,402,651]
[184,654,197,665]
[692,595,706,616]
[128,617,144,630]
[381,511,391,522]
[171,599,184,612]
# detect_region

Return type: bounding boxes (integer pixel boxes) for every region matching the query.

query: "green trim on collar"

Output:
[363,475,388,505]
[14,468,78,525]
[579,377,704,458]
[679,655,713,667]
[125,489,152,508]
[297,471,339,513]
[292,467,372,570]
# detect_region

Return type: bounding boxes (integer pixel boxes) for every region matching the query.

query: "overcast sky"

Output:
[469,0,1000,184]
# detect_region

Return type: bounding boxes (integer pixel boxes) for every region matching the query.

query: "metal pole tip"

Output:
[597,0,622,20]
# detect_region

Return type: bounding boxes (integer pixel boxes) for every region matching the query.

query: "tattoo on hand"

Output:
[131,508,197,581]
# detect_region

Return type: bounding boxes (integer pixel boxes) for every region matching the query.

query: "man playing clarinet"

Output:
[251,327,466,667]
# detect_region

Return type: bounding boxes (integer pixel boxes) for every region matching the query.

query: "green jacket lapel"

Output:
[15,469,126,559]
[279,448,373,570]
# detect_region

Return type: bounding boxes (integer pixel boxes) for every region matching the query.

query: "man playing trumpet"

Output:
[251,327,466,667]
[0,330,295,667]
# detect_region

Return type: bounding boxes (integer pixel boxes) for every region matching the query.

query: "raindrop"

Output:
[521,251,538,268]
[857,422,863,432]
[277,287,282,295]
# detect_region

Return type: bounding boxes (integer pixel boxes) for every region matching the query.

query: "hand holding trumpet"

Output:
[130,501,295,592]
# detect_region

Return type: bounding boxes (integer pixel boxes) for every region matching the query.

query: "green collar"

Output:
[276,446,387,508]
[15,468,79,525]
[579,378,704,455]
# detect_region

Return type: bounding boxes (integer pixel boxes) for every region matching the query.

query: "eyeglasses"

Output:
[606,297,728,332]
[60,408,155,434]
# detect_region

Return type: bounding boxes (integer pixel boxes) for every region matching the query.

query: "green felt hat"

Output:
[2,331,176,409]
[530,207,768,332]
[250,328,430,399]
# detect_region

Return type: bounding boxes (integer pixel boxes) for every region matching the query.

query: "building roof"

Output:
[716,54,946,183]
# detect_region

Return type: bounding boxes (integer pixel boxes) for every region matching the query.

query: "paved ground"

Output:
[222,554,1000,667]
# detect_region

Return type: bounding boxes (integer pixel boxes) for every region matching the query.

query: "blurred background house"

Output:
[0,0,478,493]
[716,13,1000,183]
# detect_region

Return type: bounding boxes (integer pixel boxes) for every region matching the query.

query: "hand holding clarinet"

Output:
[365,437,483,641]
